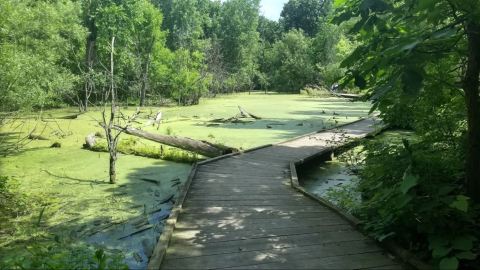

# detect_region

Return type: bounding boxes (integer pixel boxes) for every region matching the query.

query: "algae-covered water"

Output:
[299,130,415,212]
[300,160,359,199]
[0,93,371,268]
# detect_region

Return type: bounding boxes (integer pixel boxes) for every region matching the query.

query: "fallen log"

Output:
[28,134,49,140]
[112,126,236,157]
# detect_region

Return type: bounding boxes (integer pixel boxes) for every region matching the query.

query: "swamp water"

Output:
[299,156,360,210]
[298,130,415,211]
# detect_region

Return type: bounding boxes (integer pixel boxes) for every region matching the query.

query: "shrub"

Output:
[2,244,127,270]
[356,138,479,268]
[299,84,331,97]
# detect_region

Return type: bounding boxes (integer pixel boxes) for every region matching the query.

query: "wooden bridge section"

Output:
[153,118,403,270]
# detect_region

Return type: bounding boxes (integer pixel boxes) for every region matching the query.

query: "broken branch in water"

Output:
[238,106,262,119]
[208,106,262,124]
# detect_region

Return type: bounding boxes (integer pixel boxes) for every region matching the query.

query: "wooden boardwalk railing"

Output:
[149,118,404,270]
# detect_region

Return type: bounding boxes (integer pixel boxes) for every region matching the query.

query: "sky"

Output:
[260,0,289,21]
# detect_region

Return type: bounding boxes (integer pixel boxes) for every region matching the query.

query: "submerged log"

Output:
[112,126,236,157]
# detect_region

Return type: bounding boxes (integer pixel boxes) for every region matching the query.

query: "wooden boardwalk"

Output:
[155,118,404,270]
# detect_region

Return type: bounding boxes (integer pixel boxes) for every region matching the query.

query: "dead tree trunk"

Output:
[464,22,480,202]
[113,126,235,157]
[109,152,117,184]
[102,36,120,185]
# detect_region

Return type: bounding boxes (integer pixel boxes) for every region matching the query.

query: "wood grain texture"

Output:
[151,118,403,270]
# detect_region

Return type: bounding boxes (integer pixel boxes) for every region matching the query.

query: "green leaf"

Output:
[400,173,418,194]
[452,235,475,251]
[417,0,437,11]
[455,251,477,260]
[401,67,424,95]
[432,246,452,258]
[332,10,354,24]
[360,0,389,12]
[334,0,347,8]
[439,257,458,270]
[354,74,367,89]
[340,46,365,68]
[450,195,469,212]
[368,102,379,115]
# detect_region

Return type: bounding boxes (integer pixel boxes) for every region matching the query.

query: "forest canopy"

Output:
[0,0,345,112]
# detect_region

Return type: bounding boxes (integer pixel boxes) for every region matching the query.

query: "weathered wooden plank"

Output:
[195,170,286,178]
[180,205,333,214]
[183,198,320,207]
[162,240,380,270]
[187,194,305,201]
[177,211,341,225]
[187,187,289,195]
[187,187,291,195]
[167,229,368,259]
[229,155,298,163]
[222,252,396,270]
[189,183,290,190]
[202,159,286,168]
[170,224,353,245]
[189,181,288,189]
[173,216,349,234]
[178,210,334,221]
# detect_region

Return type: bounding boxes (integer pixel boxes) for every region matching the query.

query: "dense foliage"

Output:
[334,0,480,268]
[1,0,352,111]
[2,244,127,270]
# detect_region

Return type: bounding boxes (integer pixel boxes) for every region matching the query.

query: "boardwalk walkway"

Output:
[156,118,403,270]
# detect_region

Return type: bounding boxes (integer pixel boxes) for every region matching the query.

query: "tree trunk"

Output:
[139,56,151,107]
[464,22,480,202]
[113,126,236,157]
[84,40,95,112]
[105,36,118,185]
[109,152,116,184]
[84,8,96,112]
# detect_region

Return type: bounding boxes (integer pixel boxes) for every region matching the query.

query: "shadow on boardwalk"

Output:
[156,118,403,270]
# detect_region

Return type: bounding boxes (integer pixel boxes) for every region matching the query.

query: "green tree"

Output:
[280,0,332,37]
[157,0,205,51]
[258,16,282,44]
[0,0,86,111]
[83,0,167,106]
[131,0,166,107]
[335,0,480,200]
[313,23,355,86]
[218,0,260,91]
[165,49,211,105]
[264,29,316,91]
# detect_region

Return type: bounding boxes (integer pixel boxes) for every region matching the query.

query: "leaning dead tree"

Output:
[112,126,235,157]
